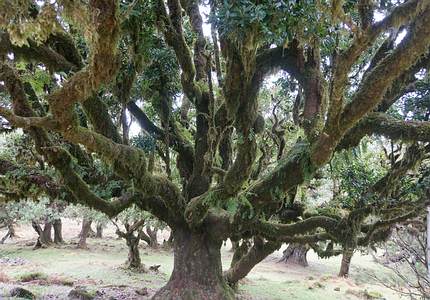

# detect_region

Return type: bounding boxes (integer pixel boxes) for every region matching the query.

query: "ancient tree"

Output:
[1,0,430,299]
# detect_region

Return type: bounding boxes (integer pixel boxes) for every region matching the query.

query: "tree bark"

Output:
[230,240,240,253]
[427,206,430,277]
[53,218,64,244]
[153,227,234,300]
[0,223,15,244]
[225,238,280,288]
[32,221,53,248]
[280,243,310,267]
[77,218,92,249]
[8,223,16,238]
[146,225,159,248]
[338,249,354,277]
[125,233,143,269]
[42,221,53,244]
[32,221,44,249]
[96,223,103,238]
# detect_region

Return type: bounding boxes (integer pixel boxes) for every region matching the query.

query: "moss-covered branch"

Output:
[224,237,281,286]
[327,0,430,127]
[340,112,430,148]
[255,216,338,240]
[313,5,430,166]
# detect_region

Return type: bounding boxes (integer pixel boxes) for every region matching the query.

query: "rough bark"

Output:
[146,226,159,249]
[280,243,310,267]
[125,233,143,269]
[96,223,103,239]
[77,218,92,249]
[42,221,53,244]
[338,249,354,277]
[53,218,64,244]
[153,227,234,300]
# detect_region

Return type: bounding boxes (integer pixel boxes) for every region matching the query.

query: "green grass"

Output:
[0,235,403,299]
[19,272,48,282]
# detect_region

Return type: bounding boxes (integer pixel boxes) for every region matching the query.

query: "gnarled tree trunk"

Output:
[338,249,354,277]
[153,227,234,300]
[280,243,310,267]
[77,218,92,249]
[146,226,158,248]
[32,221,53,248]
[125,233,142,269]
[53,218,64,244]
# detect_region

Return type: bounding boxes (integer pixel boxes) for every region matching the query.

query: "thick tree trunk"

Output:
[338,249,354,277]
[42,221,53,244]
[280,243,310,267]
[96,223,103,238]
[77,218,92,249]
[53,218,64,244]
[153,227,234,300]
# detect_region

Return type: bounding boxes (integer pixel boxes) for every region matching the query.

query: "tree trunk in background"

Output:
[77,218,92,249]
[162,230,174,249]
[96,223,103,238]
[230,240,239,253]
[53,218,64,244]
[125,233,143,269]
[32,221,47,249]
[87,226,96,238]
[42,221,53,244]
[280,243,310,267]
[338,249,354,277]
[8,223,16,238]
[146,226,158,248]
[230,240,250,268]
[0,223,15,244]
[152,227,234,300]
[427,206,430,277]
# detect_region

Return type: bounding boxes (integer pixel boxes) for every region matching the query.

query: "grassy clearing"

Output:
[0,222,403,299]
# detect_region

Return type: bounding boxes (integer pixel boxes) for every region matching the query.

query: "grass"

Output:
[0,222,405,299]
[19,272,48,282]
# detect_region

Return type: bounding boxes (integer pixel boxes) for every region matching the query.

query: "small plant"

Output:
[19,271,48,282]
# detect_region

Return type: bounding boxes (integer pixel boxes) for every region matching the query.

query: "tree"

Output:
[373,220,430,299]
[64,204,109,249]
[113,206,164,270]
[1,0,430,299]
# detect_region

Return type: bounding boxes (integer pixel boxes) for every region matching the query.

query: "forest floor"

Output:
[0,219,403,299]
